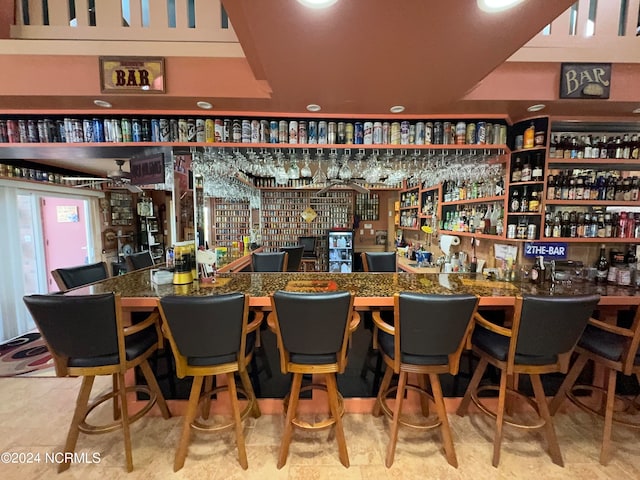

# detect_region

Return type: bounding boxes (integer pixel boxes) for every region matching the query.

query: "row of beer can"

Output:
[0,117,507,146]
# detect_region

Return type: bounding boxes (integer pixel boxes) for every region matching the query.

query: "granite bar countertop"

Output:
[69,270,640,309]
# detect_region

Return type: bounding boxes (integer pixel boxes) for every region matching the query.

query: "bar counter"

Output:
[69,269,640,309]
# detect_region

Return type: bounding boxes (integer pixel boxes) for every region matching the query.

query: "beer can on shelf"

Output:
[409,123,416,144]
[170,118,179,142]
[499,124,508,145]
[132,118,142,142]
[363,121,373,144]
[476,121,486,144]
[327,121,337,144]
[82,119,94,143]
[223,119,231,142]
[121,118,132,142]
[400,121,410,145]
[260,120,270,143]
[178,118,188,142]
[215,119,224,142]
[345,123,354,144]
[241,119,251,143]
[278,120,288,143]
[93,118,104,142]
[0,120,7,143]
[354,122,363,144]
[373,121,382,144]
[6,120,17,143]
[465,122,476,145]
[424,121,433,145]
[390,122,401,144]
[527,223,537,241]
[102,118,112,142]
[382,122,390,144]
[141,118,150,141]
[289,120,298,144]
[205,118,215,142]
[196,118,206,142]
[433,122,443,144]
[187,118,197,142]
[27,119,38,143]
[318,121,328,144]
[415,121,425,145]
[37,120,47,143]
[269,120,279,143]
[72,119,84,143]
[298,120,307,144]
[485,123,494,145]
[455,121,466,145]
[18,119,28,143]
[442,121,452,144]
[232,119,242,143]
[159,118,170,142]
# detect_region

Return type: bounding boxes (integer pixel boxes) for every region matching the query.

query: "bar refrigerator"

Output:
[327,229,354,273]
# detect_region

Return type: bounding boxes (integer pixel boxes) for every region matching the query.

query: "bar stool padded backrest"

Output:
[273,290,352,365]
[52,261,109,291]
[252,251,288,272]
[280,245,304,272]
[399,293,478,360]
[23,293,119,367]
[362,252,396,272]
[159,293,246,371]
[126,251,154,271]
[298,236,318,258]
[515,294,602,360]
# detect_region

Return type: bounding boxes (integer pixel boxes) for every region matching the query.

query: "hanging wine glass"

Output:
[300,152,312,178]
[326,153,339,179]
[338,152,352,180]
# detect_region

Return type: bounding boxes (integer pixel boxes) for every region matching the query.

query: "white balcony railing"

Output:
[11,0,237,43]
[510,0,640,62]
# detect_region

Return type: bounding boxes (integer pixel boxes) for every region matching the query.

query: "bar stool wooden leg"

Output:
[385,370,407,467]
[530,373,563,466]
[418,374,431,417]
[326,372,349,467]
[278,372,303,469]
[59,375,95,473]
[202,376,214,420]
[373,366,394,417]
[457,356,488,416]
[549,355,589,415]
[239,368,261,418]
[112,374,120,421]
[227,372,248,469]
[430,373,458,468]
[600,369,618,465]
[174,375,204,472]
[117,372,134,472]
[492,369,508,467]
[139,360,171,419]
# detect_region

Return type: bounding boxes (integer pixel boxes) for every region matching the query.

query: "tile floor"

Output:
[0,376,638,479]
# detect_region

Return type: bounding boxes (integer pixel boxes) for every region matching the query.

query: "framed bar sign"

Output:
[560,63,610,99]
[99,57,165,93]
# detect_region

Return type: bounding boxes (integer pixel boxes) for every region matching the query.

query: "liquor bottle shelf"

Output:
[544,199,640,206]
[441,195,505,206]
[539,237,640,243]
[439,230,505,240]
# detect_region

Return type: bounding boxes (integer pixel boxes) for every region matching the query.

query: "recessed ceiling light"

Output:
[389,105,405,114]
[527,104,546,112]
[297,0,338,9]
[477,0,525,13]
[196,101,213,110]
[93,99,112,108]
[306,104,322,112]
[633,108,640,114]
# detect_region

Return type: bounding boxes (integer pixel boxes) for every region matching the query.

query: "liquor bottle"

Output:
[622,134,631,159]
[516,216,527,239]
[524,122,535,149]
[584,134,593,159]
[549,135,558,158]
[521,157,532,182]
[511,157,522,182]
[591,136,601,158]
[531,153,543,181]
[546,174,556,200]
[520,186,529,213]
[595,244,609,284]
[510,188,520,212]
[575,176,584,200]
[530,255,545,284]
[528,188,540,212]
[599,135,609,159]
[631,134,640,159]
[552,215,561,238]
[544,212,553,238]
[618,211,629,238]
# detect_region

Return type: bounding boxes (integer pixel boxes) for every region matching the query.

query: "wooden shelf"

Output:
[545,199,640,207]
[400,205,419,210]
[547,158,640,170]
[441,195,505,206]
[509,180,545,187]
[539,237,640,243]
[506,211,542,216]
[439,230,504,240]
[510,146,547,155]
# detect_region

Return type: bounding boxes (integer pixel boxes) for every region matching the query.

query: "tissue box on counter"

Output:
[150,269,173,285]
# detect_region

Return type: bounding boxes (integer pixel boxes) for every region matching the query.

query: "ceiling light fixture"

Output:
[306,104,322,112]
[196,101,213,110]
[93,99,112,108]
[633,108,640,114]
[527,104,546,112]
[477,0,525,13]
[297,0,338,9]
[389,105,405,114]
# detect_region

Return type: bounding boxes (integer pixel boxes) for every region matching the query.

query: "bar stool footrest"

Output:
[471,385,545,430]
[283,384,344,430]
[377,383,442,430]
[567,385,640,429]
[192,385,254,432]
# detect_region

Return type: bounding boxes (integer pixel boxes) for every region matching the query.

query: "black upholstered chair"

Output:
[252,251,288,272]
[372,293,478,467]
[22,293,171,473]
[361,251,397,272]
[457,294,601,467]
[269,290,360,468]
[280,245,304,272]
[125,251,154,271]
[549,305,640,464]
[51,261,109,291]
[298,236,318,271]
[158,293,261,471]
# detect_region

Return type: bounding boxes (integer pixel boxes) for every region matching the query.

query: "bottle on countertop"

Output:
[595,244,609,284]
[530,255,545,284]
